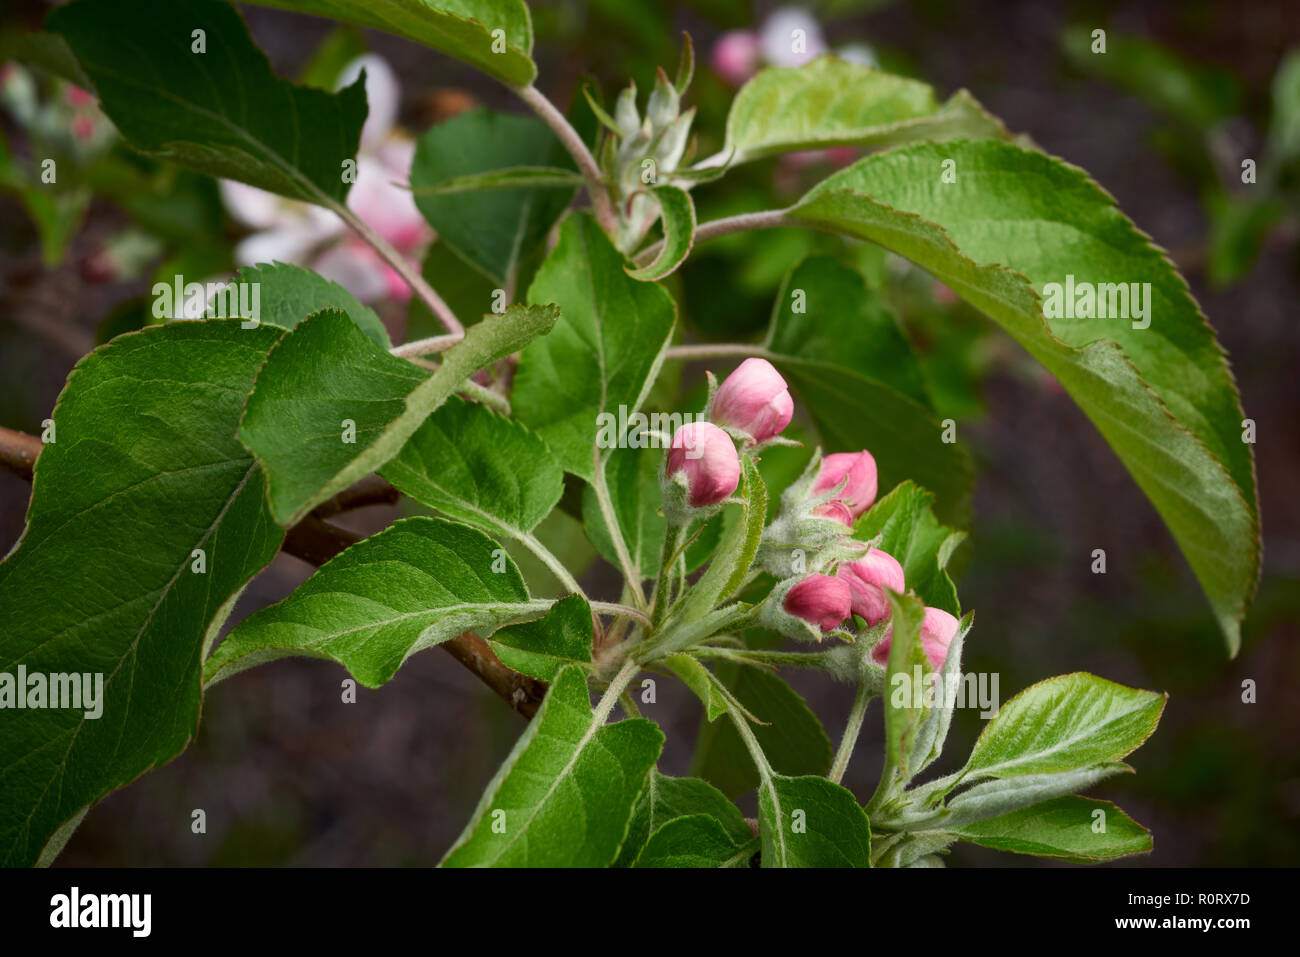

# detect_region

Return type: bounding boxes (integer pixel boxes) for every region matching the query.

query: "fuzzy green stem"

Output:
[829,684,874,785]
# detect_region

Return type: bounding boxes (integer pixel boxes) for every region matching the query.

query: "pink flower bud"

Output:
[812,450,878,518]
[783,574,852,632]
[711,30,761,87]
[838,549,905,625]
[871,606,960,670]
[666,422,740,507]
[711,358,794,442]
[813,500,853,526]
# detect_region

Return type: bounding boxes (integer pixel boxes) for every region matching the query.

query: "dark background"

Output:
[1,0,1297,866]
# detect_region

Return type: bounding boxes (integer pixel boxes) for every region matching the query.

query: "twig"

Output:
[1,426,547,719]
[390,334,464,358]
[310,475,400,518]
[0,425,41,480]
[516,83,618,236]
[323,197,465,337]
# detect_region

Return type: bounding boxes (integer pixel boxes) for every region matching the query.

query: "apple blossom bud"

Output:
[838,549,905,625]
[711,358,794,443]
[813,500,854,527]
[812,450,878,518]
[711,30,761,87]
[783,574,852,632]
[665,422,740,508]
[871,606,960,670]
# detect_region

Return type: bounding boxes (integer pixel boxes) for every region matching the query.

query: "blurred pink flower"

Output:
[220,54,430,303]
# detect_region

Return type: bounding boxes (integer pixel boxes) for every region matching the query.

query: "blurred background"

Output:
[1,0,1297,866]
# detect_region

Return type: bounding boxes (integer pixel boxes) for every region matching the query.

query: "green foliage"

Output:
[240,304,557,526]
[514,215,676,480]
[50,0,366,205]
[794,139,1259,651]
[441,666,663,866]
[0,321,285,867]
[205,517,554,686]
[242,0,536,86]
[411,110,576,286]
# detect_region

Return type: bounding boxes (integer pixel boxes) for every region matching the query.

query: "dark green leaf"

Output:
[50,0,365,205]
[0,321,285,867]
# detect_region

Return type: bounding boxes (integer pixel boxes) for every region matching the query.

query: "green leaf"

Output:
[793,140,1259,652]
[625,186,696,281]
[0,320,285,867]
[409,166,586,195]
[758,774,872,867]
[204,517,554,687]
[242,0,536,86]
[880,591,929,784]
[489,593,592,682]
[233,261,390,347]
[940,763,1132,827]
[411,110,578,286]
[853,480,965,615]
[1062,26,1241,129]
[637,815,756,868]
[716,57,1007,167]
[766,256,973,524]
[963,673,1166,780]
[665,654,729,722]
[515,215,677,481]
[442,666,663,866]
[691,666,832,798]
[239,303,558,526]
[951,796,1152,862]
[49,0,365,206]
[616,769,753,867]
[381,395,564,539]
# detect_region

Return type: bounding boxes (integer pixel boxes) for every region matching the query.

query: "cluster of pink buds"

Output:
[660,358,793,522]
[658,358,960,668]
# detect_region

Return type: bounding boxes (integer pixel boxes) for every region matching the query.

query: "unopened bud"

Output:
[838,549,904,625]
[710,357,794,443]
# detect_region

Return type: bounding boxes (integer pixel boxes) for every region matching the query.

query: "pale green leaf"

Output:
[204,517,554,687]
[963,673,1166,780]
[238,303,558,526]
[951,796,1152,861]
[716,57,1007,166]
[442,666,663,866]
[625,185,696,281]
